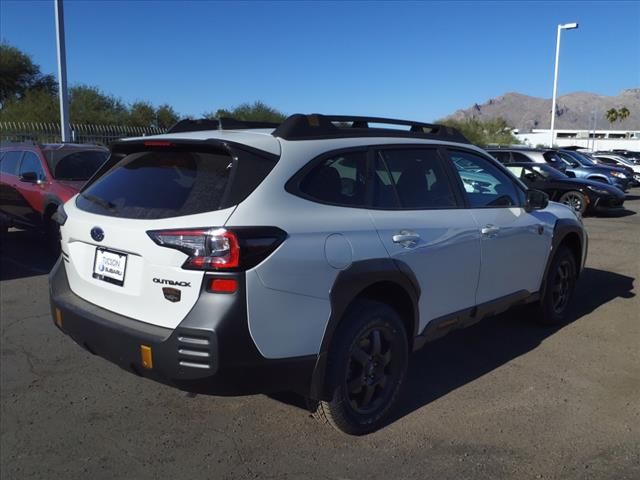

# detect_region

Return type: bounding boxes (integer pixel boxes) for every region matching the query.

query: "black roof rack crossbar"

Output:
[272,114,470,143]
[167,117,280,134]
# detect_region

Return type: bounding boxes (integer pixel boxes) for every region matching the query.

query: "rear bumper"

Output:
[49,258,315,396]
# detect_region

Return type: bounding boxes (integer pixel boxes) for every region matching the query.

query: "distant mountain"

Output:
[444,89,640,130]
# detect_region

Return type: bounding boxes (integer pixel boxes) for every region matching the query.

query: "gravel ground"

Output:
[1,196,639,480]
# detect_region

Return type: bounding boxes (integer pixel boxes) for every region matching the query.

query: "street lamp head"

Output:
[560,22,579,30]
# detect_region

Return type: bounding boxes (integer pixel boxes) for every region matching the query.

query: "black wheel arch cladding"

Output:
[309,258,420,401]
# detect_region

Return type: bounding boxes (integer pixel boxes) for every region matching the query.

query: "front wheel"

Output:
[559,191,587,215]
[313,300,408,435]
[535,246,577,325]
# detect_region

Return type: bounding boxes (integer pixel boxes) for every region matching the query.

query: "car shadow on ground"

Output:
[0,229,58,281]
[270,268,635,428]
[387,267,634,426]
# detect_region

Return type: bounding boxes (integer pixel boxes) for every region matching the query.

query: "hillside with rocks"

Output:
[444,88,640,130]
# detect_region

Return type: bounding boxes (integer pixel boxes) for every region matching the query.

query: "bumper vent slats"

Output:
[177,333,213,370]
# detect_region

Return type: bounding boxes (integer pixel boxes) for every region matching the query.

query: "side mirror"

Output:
[525,189,549,211]
[565,170,576,178]
[19,171,40,183]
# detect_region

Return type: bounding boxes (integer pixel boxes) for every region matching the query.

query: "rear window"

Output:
[46,150,108,181]
[76,147,275,219]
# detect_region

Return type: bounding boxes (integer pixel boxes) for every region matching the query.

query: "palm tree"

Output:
[618,106,630,127]
[605,108,618,127]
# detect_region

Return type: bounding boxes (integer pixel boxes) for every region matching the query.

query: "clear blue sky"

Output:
[1,0,639,122]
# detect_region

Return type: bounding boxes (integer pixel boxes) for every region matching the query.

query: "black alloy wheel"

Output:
[313,300,408,435]
[559,191,587,215]
[535,246,577,325]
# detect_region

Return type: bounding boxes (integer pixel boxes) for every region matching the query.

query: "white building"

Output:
[514,129,640,151]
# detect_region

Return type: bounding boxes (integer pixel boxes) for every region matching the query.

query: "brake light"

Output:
[146,227,286,271]
[143,140,174,148]
[147,228,240,270]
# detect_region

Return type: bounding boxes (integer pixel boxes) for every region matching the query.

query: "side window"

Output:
[0,151,23,176]
[299,151,368,206]
[491,151,511,164]
[374,148,457,209]
[18,152,45,179]
[450,150,521,208]
[511,152,532,163]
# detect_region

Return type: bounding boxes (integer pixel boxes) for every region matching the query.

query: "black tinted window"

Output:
[490,151,511,163]
[511,152,532,163]
[450,150,520,208]
[77,149,234,219]
[299,151,368,206]
[0,151,23,175]
[374,149,457,209]
[49,150,108,181]
[18,152,45,178]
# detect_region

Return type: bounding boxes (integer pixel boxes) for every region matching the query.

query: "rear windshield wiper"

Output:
[80,193,118,212]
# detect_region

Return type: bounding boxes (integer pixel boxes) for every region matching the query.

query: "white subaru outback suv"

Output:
[49,114,587,435]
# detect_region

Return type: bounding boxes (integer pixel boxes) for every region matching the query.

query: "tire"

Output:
[44,213,61,255]
[535,246,577,325]
[559,191,587,215]
[312,299,408,435]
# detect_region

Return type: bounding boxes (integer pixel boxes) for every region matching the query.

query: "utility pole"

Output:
[549,22,578,147]
[54,0,71,142]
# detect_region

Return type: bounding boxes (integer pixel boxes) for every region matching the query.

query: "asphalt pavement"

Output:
[1,197,639,480]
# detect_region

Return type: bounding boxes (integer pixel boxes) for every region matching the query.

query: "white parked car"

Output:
[50,114,587,434]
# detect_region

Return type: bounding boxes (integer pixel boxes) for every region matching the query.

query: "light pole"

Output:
[54,0,71,142]
[549,22,578,147]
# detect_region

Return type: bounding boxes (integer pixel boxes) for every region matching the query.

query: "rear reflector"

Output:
[140,345,153,369]
[208,278,238,293]
[55,308,63,328]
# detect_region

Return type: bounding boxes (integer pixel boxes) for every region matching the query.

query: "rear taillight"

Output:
[147,227,286,271]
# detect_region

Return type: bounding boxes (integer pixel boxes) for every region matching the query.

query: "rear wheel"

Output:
[559,191,587,215]
[535,246,577,325]
[313,300,408,435]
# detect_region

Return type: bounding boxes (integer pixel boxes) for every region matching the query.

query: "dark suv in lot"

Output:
[0,142,108,240]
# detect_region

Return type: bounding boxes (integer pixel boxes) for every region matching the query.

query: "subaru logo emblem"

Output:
[91,227,104,242]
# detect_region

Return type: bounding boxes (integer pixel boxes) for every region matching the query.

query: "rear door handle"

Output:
[392,230,420,248]
[481,224,500,237]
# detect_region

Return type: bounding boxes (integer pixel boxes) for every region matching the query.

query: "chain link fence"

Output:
[0,122,166,146]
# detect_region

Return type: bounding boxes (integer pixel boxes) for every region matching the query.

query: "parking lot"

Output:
[1,198,638,480]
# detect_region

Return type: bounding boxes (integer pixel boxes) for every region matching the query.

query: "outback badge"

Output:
[162,287,181,303]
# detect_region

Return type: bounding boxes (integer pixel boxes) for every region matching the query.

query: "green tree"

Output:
[127,101,156,127]
[204,101,286,123]
[0,43,56,106]
[68,85,128,124]
[155,104,179,129]
[0,88,58,123]
[605,108,619,127]
[436,117,520,146]
[618,106,630,127]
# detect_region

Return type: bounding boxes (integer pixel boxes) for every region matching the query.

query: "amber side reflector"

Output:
[140,345,153,369]
[55,308,63,328]
[209,278,238,293]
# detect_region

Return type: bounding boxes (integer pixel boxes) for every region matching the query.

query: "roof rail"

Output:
[167,117,280,134]
[271,114,469,143]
